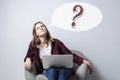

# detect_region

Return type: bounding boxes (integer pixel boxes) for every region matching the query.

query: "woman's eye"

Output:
[37,27,40,30]
[41,25,45,27]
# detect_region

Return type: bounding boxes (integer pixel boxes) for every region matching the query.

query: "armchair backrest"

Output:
[71,50,85,74]
[71,50,85,58]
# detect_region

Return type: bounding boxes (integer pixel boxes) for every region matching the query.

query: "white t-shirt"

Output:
[39,43,52,59]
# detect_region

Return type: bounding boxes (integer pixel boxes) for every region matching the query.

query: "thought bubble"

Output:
[51,2,103,31]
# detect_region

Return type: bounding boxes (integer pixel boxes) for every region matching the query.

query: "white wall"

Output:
[0,0,120,80]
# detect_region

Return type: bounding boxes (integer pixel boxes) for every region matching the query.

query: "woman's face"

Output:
[35,23,47,37]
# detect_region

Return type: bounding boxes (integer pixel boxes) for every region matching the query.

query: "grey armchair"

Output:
[25,50,89,80]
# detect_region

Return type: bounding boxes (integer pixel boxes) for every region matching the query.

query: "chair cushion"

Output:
[68,75,77,80]
[36,74,77,80]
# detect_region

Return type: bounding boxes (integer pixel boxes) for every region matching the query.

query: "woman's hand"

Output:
[83,59,93,74]
[25,58,32,71]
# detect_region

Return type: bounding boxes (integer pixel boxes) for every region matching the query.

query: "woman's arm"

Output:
[24,40,34,62]
[25,58,32,71]
[24,41,35,71]
[57,40,83,65]
[57,39,93,74]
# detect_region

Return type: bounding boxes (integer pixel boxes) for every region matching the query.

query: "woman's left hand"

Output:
[83,59,93,74]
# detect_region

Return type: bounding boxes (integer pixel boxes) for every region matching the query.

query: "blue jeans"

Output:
[42,67,73,80]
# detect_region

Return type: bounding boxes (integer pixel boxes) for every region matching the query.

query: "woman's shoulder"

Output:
[52,38,64,45]
[28,39,35,47]
[53,38,62,42]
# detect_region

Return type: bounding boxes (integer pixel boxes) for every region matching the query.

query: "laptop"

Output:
[42,55,73,69]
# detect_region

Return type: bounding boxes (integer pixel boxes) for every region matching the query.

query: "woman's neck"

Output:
[39,36,51,48]
[39,37,47,45]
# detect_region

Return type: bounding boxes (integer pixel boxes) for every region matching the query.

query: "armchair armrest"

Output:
[76,63,88,80]
[25,62,37,80]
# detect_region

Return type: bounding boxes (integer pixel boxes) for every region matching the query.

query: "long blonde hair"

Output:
[32,21,53,48]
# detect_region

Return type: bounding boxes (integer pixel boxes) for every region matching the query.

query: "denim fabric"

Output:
[42,68,73,80]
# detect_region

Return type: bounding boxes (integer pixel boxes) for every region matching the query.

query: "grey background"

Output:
[0,0,120,80]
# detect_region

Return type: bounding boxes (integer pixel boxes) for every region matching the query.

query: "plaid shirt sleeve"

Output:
[57,39,84,65]
[24,41,34,62]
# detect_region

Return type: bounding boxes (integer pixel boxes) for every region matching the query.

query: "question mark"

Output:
[72,5,84,28]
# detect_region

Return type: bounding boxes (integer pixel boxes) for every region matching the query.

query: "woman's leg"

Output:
[42,68,58,80]
[58,68,73,80]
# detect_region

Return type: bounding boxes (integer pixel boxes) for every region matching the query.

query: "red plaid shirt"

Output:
[24,38,83,74]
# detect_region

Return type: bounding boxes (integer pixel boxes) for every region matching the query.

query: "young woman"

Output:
[24,21,92,80]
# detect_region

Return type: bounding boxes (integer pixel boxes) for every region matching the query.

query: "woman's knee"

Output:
[44,68,57,76]
[47,68,56,72]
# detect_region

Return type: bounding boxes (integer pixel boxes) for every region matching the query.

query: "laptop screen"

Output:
[42,55,73,69]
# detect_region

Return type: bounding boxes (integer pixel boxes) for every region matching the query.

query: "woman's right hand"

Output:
[25,58,32,71]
